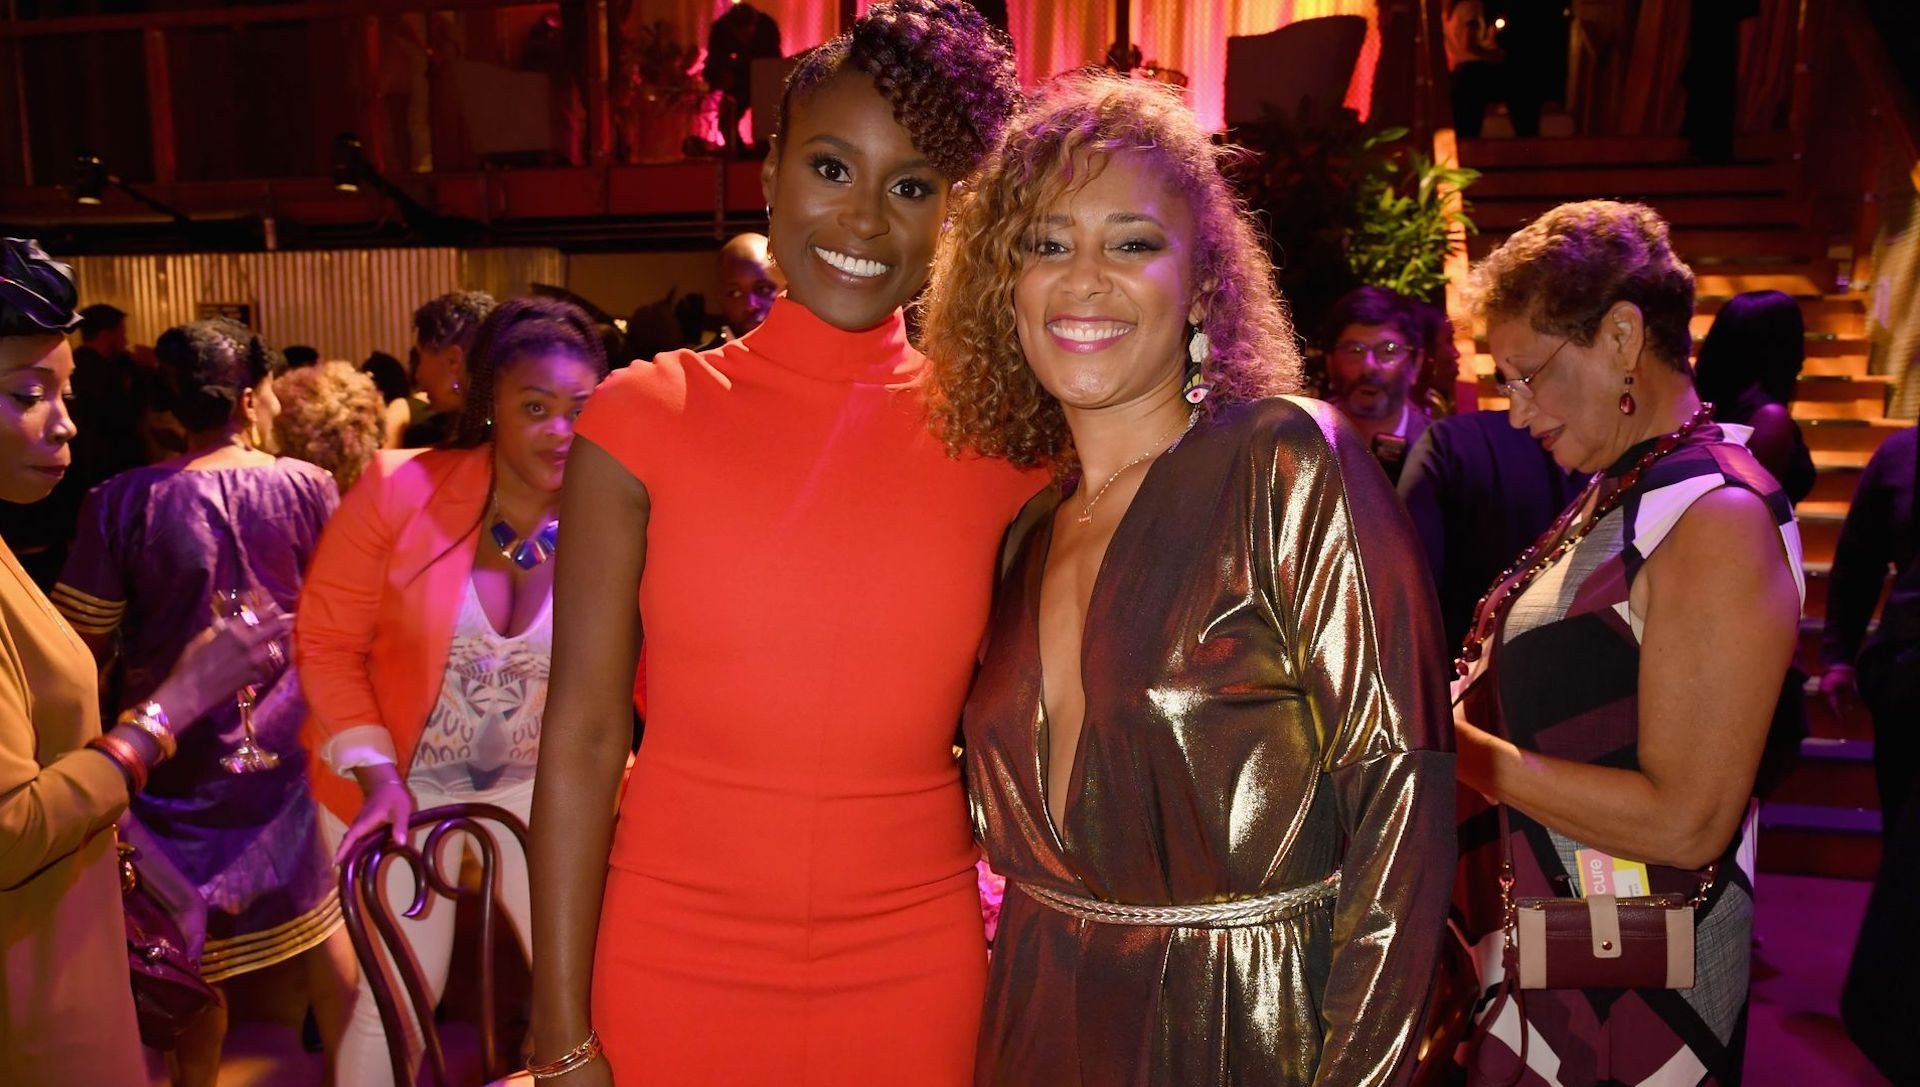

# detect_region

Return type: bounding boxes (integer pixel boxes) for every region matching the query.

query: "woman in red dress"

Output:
[526,3,1038,1083]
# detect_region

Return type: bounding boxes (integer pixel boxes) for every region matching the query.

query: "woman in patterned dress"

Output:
[1453,200,1803,1085]
[54,318,348,1085]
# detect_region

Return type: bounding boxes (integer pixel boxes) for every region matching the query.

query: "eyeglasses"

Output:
[1493,338,1571,399]
[1331,339,1418,366]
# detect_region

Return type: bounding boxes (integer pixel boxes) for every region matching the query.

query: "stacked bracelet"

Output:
[88,733,149,793]
[117,701,177,761]
[526,1030,604,1081]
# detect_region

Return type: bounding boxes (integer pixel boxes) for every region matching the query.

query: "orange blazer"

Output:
[295,445,491,822]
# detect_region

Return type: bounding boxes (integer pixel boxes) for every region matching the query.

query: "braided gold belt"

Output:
[1018,872,1342,928]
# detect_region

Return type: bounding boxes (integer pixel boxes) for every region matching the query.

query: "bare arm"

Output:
[529,437,647,1073]
[1458,487,1799,868]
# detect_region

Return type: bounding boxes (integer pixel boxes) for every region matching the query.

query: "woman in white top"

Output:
[296,297,609,1087]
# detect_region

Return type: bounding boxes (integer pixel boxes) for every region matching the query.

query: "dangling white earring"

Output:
[1182,326,1213,404]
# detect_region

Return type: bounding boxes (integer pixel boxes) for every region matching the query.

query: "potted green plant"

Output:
[1344,127,1480,301]
[614,19,707,164]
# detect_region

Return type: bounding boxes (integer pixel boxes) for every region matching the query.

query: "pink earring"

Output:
[1618,374,1636,416]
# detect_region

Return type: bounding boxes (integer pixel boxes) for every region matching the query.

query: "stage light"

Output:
[1494,16,1507,29]
[68,151,191,225]
[72,151,107,205]
[332,133,365,193]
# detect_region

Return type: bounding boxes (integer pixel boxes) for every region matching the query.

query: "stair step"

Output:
[1792,399,1888,421]
[1801,356,1870,377]
[1470,195,1808,231]
[1794,374,1894,401]
[1801,418,1915,456]
[1695,294,1867,319]
[1695,271,1828,299]
[1756,802,1883,879]
[1691,305,1867,338]
[1801,515,1841,567]
[1812,448,1875,469]
[1769,738,1879,808]
[1468,162,1798,200]
[1469,227,1820,264]
[1806,465,1863,504]
[1456,133,1793,169]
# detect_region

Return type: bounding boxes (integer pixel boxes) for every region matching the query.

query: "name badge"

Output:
[1574,848,1651,898]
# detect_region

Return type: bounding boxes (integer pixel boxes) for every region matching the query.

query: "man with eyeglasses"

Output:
[1319,286,1433,484]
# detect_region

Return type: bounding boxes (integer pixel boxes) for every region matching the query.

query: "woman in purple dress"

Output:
[52,319,350,1085]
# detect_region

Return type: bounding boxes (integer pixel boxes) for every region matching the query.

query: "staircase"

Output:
[1455,133,1913,880]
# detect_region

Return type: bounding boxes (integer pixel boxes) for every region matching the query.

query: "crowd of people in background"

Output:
[2,1,1916,1083]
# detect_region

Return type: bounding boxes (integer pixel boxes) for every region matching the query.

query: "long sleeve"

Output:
[0,706,127,890]
[1820,441,1899,666]
[295,451,402,752]
[0,580,128,890]
[1275,402,1457,1087]
[49,481,128,641]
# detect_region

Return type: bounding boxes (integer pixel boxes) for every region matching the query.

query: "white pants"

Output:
[320,775,534,1087]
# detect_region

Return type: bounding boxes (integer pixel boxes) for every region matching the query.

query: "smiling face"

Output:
[1326,321,1420,422]
[761,72,951,332]
[1488,307,1644,474]
[491,349,601,495]
[0,334,77,504]
[1011,151,1200,414]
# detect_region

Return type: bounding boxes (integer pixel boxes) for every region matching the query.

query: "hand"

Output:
[334,768,415,865]
[1819,664,1859,723]
[148,603,293,729]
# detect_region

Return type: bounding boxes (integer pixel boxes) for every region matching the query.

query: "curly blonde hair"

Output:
[273,360,384,490]
[921,72,1300,473]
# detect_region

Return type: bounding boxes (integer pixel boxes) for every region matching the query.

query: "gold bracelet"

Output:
[527,1030,603,1080]
[117,701,177,761]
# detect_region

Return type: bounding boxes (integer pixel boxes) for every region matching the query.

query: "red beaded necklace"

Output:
[1453,402,1716,676]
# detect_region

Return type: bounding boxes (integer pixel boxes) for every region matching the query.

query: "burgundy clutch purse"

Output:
[1511,891,1697,990]
[118,826,217,1049]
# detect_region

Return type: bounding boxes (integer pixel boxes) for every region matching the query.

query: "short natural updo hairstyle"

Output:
[1470,200,1696,372]
[412,290,496,353]
[450,297,609,449]
[154,318,286,432]
[922,73,1300,473]
[273,360,384,490]
[777,0,1019,185]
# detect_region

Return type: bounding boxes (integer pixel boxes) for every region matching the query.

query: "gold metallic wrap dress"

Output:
[963,397,1457,1086]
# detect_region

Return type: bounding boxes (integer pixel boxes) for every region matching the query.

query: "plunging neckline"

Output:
[1031,429,1189,858]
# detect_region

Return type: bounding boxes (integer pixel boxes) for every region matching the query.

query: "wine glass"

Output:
[211,588,280,774]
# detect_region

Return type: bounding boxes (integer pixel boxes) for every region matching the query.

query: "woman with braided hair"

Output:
[527,2,1040,1082]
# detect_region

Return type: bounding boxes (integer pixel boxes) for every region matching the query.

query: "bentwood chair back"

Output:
[338,802,530,1087]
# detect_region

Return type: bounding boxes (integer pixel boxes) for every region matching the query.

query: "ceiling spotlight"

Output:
[332,133,365,193]
[72,151,107,205]
[67,149,190,225]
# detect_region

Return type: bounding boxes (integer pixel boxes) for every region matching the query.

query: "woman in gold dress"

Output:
[922,75,1457,1085]
[0,239,288,1084]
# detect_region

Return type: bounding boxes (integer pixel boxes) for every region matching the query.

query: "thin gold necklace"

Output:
[1076,409,1197,526]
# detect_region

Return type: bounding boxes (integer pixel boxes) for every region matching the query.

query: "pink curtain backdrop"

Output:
[636,0,1377,135]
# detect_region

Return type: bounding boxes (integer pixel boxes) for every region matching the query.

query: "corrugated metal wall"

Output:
[66,248,565,361]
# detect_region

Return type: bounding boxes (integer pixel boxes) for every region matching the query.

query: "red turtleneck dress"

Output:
[574,298,1043,1084]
